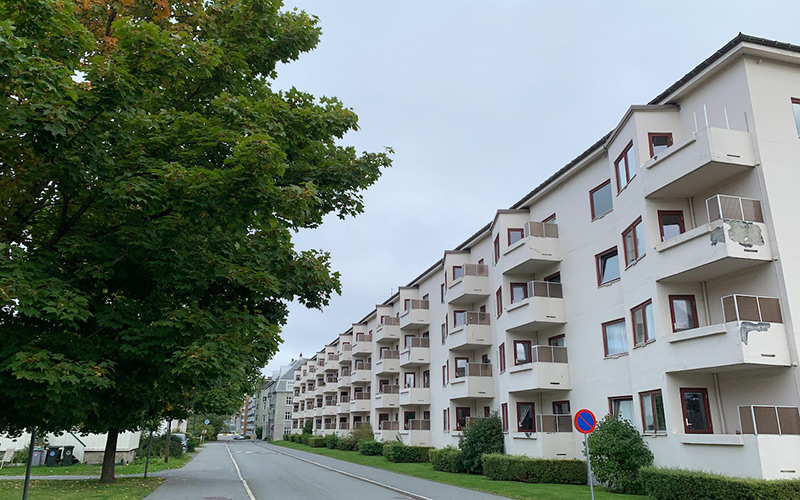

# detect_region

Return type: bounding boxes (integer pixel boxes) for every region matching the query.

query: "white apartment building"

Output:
[291,34,800,480]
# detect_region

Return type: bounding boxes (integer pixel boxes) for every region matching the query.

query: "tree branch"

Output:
[42,196,95,251]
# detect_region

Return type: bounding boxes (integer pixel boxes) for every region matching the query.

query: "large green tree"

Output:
[0,0,390,482]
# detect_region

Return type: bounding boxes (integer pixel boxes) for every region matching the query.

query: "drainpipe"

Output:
[701,281,712,326]
[713,373,727,434]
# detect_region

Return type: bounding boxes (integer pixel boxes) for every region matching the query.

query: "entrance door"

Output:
[680,388,713,434]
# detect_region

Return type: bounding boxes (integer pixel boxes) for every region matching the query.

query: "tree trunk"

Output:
[164,424,171,463]
[99,428,119,483]
[22,427,36,500]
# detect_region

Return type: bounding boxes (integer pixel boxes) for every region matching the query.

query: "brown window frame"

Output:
[510,282,528,304]
[614,141,635,193]
[441,364,447,386]
[455,407,471,431]
[496,287,503,317]
[657,210,685,242]
[404,372,416,389]
[441,323,446,345]
[621,216,645,267]
[493,235,500,264]
[422,370,430,388]
[669,295,699,332]
[640,389,667,434]
[595,247,620,286]
[516,402,536,432]
[589,179,613,220]
[513,340,532,365]
[440,283,444,303]
[508,227,525,246]
[648,132,673,157]
[454,357,469,378]
[631,299,654,346]
[453,310,467,328]
[602,318,628,357]
[443,408,449,431]
[608,396,634,420]
[552,400,571,415]
[680,387,713,434]
[548,334,565,347]
[452,265,464,281]
[542,213,557,224]
[498,343,506,373]
[501,403,509,432]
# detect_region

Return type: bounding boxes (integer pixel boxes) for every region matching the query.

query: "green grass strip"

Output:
[0,451,196,477]
[0,477,163,499]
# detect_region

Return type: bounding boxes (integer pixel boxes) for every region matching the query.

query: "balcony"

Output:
[666,295,790,372]
[505,281,566,332]
[509,415,578,459]
[400,338,430,367]
[450,363,494,400]
[447,312,492,351]
[446,264,491,305]
[337,375,351,388]
[352,334,372,356]
[325,356,339,372]
[323,401,337,416]
[501,222,561,275]
[507,346,570,393]
[350,392,371,412]
[315,385,324,397]
[375,317,401,343]
[399,419,432,446]
[375,351,400,375]
[644,127,757,199]
[375,385,400,409]
[655,196,772,282]
[314,406,323,418]
[377,420,400,442]
[339,344,353,364]
[336,396,350,414]
[400,300,430,330]
[400,387,431,406]
[351,364,372,384]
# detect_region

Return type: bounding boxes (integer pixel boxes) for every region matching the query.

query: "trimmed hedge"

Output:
[358,439,385,456]
[640,467,800,500]
[383,441,431,463]
[308,436,325,448]
[429,446,465,473]
[323,434,340,449]
[338,437,358,451]
[482,454,587,485]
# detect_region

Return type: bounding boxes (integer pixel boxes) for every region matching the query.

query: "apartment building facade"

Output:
[290,34,800,480]
[256,358,305,440]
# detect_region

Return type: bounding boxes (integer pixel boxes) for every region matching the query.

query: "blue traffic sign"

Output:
[204,419,210,424]
[574,409,597,434]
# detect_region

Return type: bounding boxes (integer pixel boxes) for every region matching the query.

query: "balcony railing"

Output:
[380,420,400,431]
[318,359,325,366]
[524,221,559,238]
[380,316,400,326]
[528,281,563,299]
[406,419,431,431]
[355,334,372,342]
[339,422,350,430]
[722,295,782,323]
[462,263,489,277]
[324,423,336,430]
[405,299,429,310]
[706,195,763,223]
[352,392,371,400]
[380,350,400,360]
[405,337,430,348]
[531,345,568,363]
[342,344,353,351]
[536,414,573,433]
[455,311,490,327]
[456,362,492,378]
[739,405,800,435]
[325,400,337,406]
[354,422,370,429]
[353,363,371,371]
[379,384,400,394]
[339,395,350,403]
[326,376,337,383]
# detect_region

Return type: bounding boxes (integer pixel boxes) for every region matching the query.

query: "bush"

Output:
[483,454,587,485]
[382,441,431,463]
[308,436,325,448]
[338,423,374,452]
[303,420,313,435]
[187,436,200,452]
[134,434,184,461]
[587,415,653,494]
[429,446,465,473]
[459,414,504,474]
[12,446,29,465]
[640,467,800,500]
[338,437,358,451]
[358,439,384,456]
[324,434,340,449]
[255,427,263,440]
[299,434,311,445]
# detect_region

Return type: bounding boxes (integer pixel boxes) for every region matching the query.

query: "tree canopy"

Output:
[0,0,390,446]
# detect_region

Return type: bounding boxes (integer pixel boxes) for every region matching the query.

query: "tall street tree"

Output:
[0,0,391,482]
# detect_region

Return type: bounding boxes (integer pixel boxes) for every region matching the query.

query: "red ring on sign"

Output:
[574,409,597,434]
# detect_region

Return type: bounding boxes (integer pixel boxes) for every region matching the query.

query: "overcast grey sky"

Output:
[262,1,800,374]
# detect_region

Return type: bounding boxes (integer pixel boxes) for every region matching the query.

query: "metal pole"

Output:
[22,427,36,500]
[143,430,154,478]
[585,435,595,500]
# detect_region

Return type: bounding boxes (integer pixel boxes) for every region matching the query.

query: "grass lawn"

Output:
[0,478,163,499]
[0,450,197,477]
[271,440,647,500]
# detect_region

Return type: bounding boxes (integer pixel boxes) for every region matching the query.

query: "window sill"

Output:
[509,363,532,373]
[643,432,668,438]
[604,352,629,360]
[448,277,464,289]
[506,300,529,313]
[667,324,726,343]
[503,238,527,256]
[633,339,656,349]
[591,209,613,222]
[624,254,646,270]
[598,278,620,288]
[511,432,538,439]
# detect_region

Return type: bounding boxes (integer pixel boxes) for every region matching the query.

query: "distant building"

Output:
[255,358,306,440]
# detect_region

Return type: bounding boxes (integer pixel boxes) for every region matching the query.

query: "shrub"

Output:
[12,446,29,465]
[429,446,465,473]
[587,415,653,494]
[338,423,374,452]
[299,434,311,445]
[383,441,431,463]
[134,434,184,461]
[308,436,325,448]
[459,414,503,474]
[483,454,587,485]
[640,467,800,500]
[338,438,358,451]
[255,427,263,440]
[323,434,340,449]
[187,436,200,452]
[302,420,313,435]
[358,439,384,456]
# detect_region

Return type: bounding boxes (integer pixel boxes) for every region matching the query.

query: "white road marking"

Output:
[225,442,257,500]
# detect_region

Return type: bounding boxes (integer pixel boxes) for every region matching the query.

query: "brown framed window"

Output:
[508,228,525,246]
[640,390,666,434]
[602,319,628,356]
[455,407,470,430]
[514,340,532,365]
[404,372,416,389]
[404,334,415,349]
[443,408,449,431]
[453,310,467,327]
[543,213,557,224]
[631,300,654,346]
[501,403,509,432]
[589,179,613,220]
[548,334,565,347]
[440,283,444,303]
[403,411,416,430]
[510,282,528,304]
[404,298,411,311]
[614,141,636,192]
[498,343,506,373]
[658,210,685,241]
[379,346,389,359]
[441,323,446,344]
[669,295,699,332]
[454,357,468,378]
[544,272,561,283]
[648,132,673,157]
[553,401,570,415]
[442,365,447,386]
[792,98,800,136]
[609,396,634,423]
[422,370,430,388]
[622,217,645,266]
[452,265,464,281]
[681,388,713,434]
[517,402,535,432]
[493,235,500,264]
[596,247,620,285]
[496,287,503,317]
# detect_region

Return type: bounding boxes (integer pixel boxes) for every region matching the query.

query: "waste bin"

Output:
[60,446,75,466]
[30,447,44,467]
[45,447,61,467]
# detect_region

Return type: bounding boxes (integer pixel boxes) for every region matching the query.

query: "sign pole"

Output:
[574,409,597,500]
[585,434,595,500]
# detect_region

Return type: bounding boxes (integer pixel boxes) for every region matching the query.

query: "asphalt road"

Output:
[145,440,508,500]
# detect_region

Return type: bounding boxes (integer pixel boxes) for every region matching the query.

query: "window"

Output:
[658,210,685,241]
[510,282,528,304]
[669,295,698,332]
[404,334,415,349]
[453,310,467,327]
[544,272,561,283]
[609,396,634,423]
[517,402,535,432]
[793,98,800,136]
[455,407,470,430]
[284,411,292,421]
[379,346,389,359]
[590,180,613,219]
[484,406,491,418]
[496,287,503,317]
[440,283,444,303]
[493,235,500,264]
[553,401,570,415]
[455,357,468,378]
[443,408,450,431]
[442,365,447,386]
[622,217,645,266]
[681,388,713,434]
[404,298,410,311]
[499,343,506,373]
[286,396,293,405]
[640,390,666,433]
[602,319,628,356]
[614,141,636,192]
[481,354,489,364]
[422,370,430,388]
[596,247,620,285]
[631,300,654,346]
[648,132,673,157]
[548,334,565,347]
[441,323,446,344]
[514,340,531,365]
[452,265,464,281]
[508,228,524,246]
[404,372,415,389]
[404,411,416,430]
[543,213,557,224]
[501,403,509,432]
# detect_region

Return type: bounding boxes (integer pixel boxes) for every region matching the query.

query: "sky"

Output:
[262,0,800,375]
